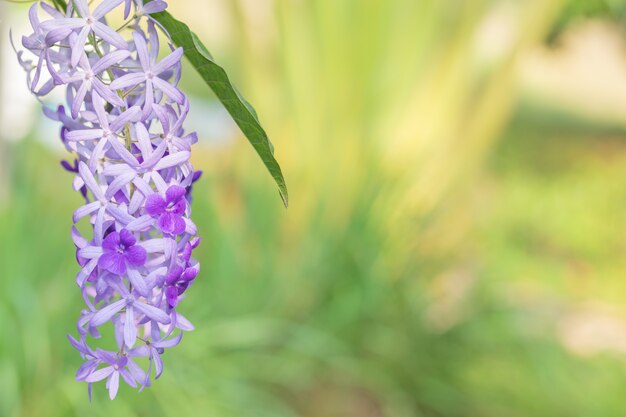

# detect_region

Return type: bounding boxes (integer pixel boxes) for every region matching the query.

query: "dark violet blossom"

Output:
[17,0,202,400]
[164,264,198,308]
[145,185,187,235]
[97,229,147,275]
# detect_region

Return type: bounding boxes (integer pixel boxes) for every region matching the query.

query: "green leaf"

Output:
[50,0,67,12]
[150,9,289,207]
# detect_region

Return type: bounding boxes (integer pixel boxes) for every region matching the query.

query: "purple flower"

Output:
[60,50,130,118]
[41,0,128,67]
[98,229,147,275]
[85,351,132,400]
[164,265,198,307]
[16,0,200,400]
[145,185,187,235]
[110,32,184,118]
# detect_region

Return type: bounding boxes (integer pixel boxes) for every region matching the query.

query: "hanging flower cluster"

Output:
[16,0,203,399]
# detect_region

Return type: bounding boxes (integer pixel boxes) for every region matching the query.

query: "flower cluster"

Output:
[17,0,202,399]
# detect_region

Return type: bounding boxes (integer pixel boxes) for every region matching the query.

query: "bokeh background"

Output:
[3,0,626,415]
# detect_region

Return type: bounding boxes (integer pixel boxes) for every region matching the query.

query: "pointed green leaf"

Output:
[150,9,289,207]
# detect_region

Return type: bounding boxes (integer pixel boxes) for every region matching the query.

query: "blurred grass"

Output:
[4,0,626,416]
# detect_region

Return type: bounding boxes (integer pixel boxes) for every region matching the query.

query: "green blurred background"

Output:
[3,0,626,415]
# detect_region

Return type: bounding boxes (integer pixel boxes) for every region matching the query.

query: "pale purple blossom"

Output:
[17,0,202,400]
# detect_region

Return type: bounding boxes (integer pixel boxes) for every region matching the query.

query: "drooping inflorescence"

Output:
[16,0,202,399]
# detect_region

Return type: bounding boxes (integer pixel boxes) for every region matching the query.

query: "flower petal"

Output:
[125,245,147,268]
[66,128,103,142]
[152,77,184,103]
[85,366,114,383]
[98,252,126,275]
[108,371,120,400]
[91,299,126,327]
[124,307,136,348]
[153,151,189,170]
[70,25,91,68]
[133,302,170,324]
[127,268,148,295]
[93,21,128,50]
[152,47,183,75]
[110,73,146,91]
[132,31,151,71]
[165,185,186,204]
[145,194,166,217]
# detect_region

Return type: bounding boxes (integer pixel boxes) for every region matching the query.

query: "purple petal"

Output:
[110,106,142,132]
[170,199,186,216]
[93,21,128,50]
[93,79,125,108]
[78,246,103,259]
[92,50,130,74]
[110,73,146,90]
[102,231,121,251]
[98,252,126,275]
[141,140,167,168]
[107,136,140,166]
[145,194,166,217]
[76,360,99,381]
[66,129,103,142]
[108,371,120,400]
[41,18,84,31]
[120,368,137,388]
[72,0,90,18]
[132,32,151,71]
[142,79,154,119]
[172,216,186,235]
[97,349,118,364]
[91,299,126,327]
[147,21,160,62]
[123,0,132,19]
[124,307,136,348]
[70,25,91,68]
[152,77,184,103]
[139,238,165,254]
[126,268,148,295]
[106,205,135,224]
[125,245,147,267]
[73,201,100,223]
[27,3,39,28]
[142,1,168,15]
[71,80,89,119]
[157,212,175,234]
[119,228,136,247]
[165,286,179,307]
[126,215,154,232]
[85,366,114,383]
[46,27,73,45]
[134,122,153,158]
[153,151,190,170]
[152,47,183,75]
[181,268,198,282]
[126,358,147,386]
[76,258,98,287]
[104,171,136,200]
[165,266,183,285]
[174,312,195,331]
[78,161,105,200]
[133,302,171,324]
[152,332,182,349]
[153,350,164,379]
[165,185,186,204]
